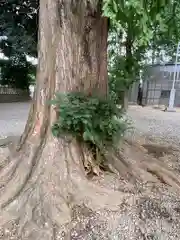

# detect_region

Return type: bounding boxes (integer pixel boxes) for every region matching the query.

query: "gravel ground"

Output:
[128,105,180,147]
[0,102,30,138]
[1,102,180,146]
[1,103,180,239]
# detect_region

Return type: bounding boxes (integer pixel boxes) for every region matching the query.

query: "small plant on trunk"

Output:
[51,92,128,174]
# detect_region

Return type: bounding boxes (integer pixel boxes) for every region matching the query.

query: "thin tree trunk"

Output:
[123,24,133,111]
[122,89,129,111]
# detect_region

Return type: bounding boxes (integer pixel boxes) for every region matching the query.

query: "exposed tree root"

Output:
[120,140,180,190]
[0,136,180,239]
[0,136,127,239]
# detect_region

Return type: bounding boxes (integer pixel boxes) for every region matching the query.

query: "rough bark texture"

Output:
[1,1,180,239]
[0,1,119,239]
[19,0,108,150]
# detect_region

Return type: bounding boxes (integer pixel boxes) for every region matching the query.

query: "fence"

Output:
[0,86,30,103]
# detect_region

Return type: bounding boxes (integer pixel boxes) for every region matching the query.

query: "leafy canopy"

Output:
[103,0,179,102]
[0,0,38,88]
[0,0,38,57]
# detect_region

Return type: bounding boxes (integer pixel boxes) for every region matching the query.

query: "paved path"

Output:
[1,103,180,146]
[0,102,30,138]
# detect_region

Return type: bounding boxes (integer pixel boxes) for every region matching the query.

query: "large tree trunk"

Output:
[19,0,108,149]
[0,1,120,239]
[0,1,180,239]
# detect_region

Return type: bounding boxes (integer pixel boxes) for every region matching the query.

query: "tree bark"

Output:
[19,0,108,148]
[122,24,133,111]
[122,89,129,111]
[0,1,121,239]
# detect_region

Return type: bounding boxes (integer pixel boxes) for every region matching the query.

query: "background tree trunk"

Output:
[122,89,129,111]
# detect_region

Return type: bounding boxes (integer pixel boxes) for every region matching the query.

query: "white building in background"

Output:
[142,63,180,107]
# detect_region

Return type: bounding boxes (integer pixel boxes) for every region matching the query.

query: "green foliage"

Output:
[148,0,180,63]
[0,0,38,88]
[103,0,170,45]
[0,0,38,57]
[51,92,128,167]
[0,54,36,89]
[103,0,179,102]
